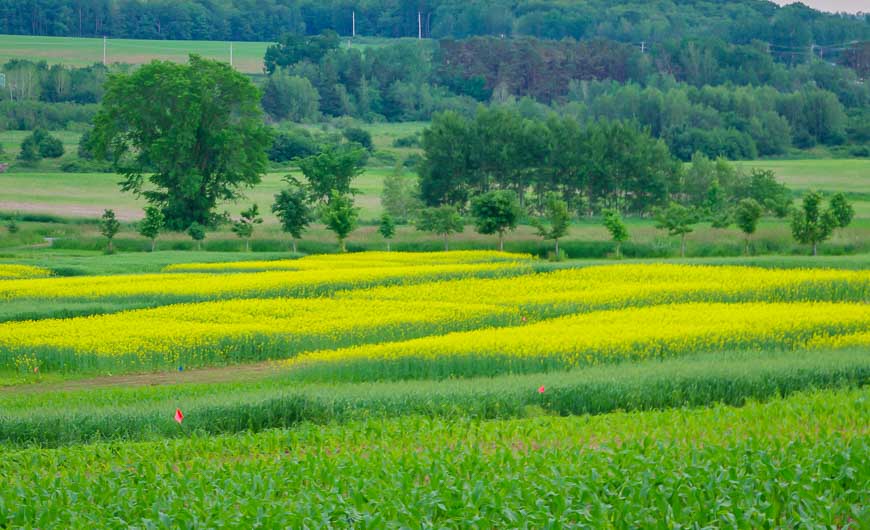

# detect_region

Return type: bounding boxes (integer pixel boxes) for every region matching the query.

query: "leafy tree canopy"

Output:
[89,55,271,230]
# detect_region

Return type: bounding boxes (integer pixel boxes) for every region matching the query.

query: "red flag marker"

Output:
[537,385,545,394]
[174,408,184,424]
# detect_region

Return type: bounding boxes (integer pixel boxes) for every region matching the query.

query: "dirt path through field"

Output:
[2,361,285,394]
[0,201,142,220]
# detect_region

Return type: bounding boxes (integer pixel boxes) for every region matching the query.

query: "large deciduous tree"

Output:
[89,55,272,230]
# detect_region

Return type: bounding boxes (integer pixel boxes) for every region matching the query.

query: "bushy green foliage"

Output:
[532,192,570,258]
[231,204,263,252]
[267,128,318,163]
[98,209,120,254]
[416,205,464,251]
[378,213,396,251]
[791,191,838,256]
[90,55,271,230]
[655,203,698,257]
[186,222,207,250]
[261,70,320,122]
[320,191,358,252]
[297,145,365,204]
[271,182,311,252]
[471,190,523,251]
[137,206,164,252]
[602,208,628,258]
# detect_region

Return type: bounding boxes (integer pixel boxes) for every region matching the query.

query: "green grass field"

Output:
[0,34,267,73]
[0,34,405,74]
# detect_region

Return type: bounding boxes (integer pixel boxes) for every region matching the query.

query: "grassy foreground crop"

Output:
[1,388,866,527]
[1,349,866,447]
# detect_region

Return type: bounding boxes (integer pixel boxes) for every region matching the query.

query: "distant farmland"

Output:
[0,34,408,73]
[0,34,269,73]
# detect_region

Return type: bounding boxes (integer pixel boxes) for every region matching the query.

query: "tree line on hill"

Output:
[4,26,866,160]
[3,0,867,49]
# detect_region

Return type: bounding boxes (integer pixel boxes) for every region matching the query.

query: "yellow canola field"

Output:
[0,298,516,367]
[0,264,51,280]
[164,251,534,272]
[0,261,529,302]
[286,302,870,370]
[339,264,869,309]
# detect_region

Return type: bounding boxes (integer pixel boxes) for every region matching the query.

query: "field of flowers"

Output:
[0,264,50,280]
[0,251,866,526]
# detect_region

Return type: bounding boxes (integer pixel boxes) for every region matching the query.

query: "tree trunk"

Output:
[291,239,297,253]
[339,238,347,253]
[744,236,750,256]
[680,233,686,258]
[151,238,157,252]
[443,234,449,252]
[615,242,621,259]
[245,238,250,252]
[554,238,559,257]
[498,232,504,252]
[107,239,113,253]
[387,241,391,252]
[196,240,202,251]
[812,241,817,256]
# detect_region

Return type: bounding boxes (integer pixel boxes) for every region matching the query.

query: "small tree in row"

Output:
[533,192,570,259]
[378,213,396,251]
[471,190,523,252]
[187,222,206,250]
[791,191,838,256]
[321,190,358,253]
[271,181,311,253]
[138,206,165,252]
[100,209,121,254]
[232,204,263,252]
[654,203,697,258]
[602,208,629,258]
[734,198,763,255]
[417,205,464,251]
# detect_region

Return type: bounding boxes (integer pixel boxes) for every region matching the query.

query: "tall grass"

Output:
[2,349,865,447]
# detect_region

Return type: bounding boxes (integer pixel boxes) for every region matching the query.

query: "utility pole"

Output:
[230,42,234,67]
[640,40,645,54]
[418,12,422,39]
[352,10,356,38]
[102,35,107,65]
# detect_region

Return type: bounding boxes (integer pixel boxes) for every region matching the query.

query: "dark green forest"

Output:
[1,1,868,161]
[3,0,868,46]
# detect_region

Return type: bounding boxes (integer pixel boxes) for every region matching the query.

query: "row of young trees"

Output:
[3,0,866,48]
[101,180,853,259]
